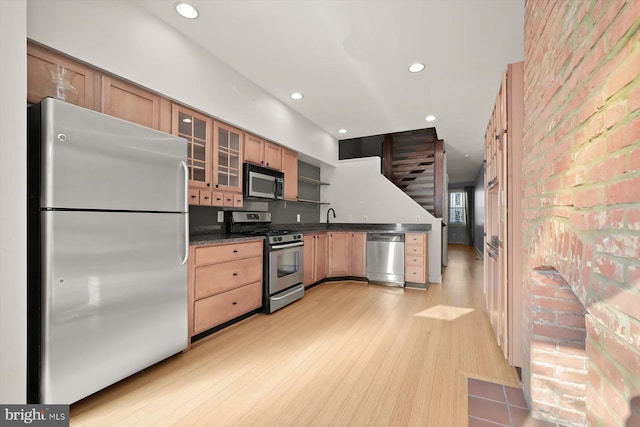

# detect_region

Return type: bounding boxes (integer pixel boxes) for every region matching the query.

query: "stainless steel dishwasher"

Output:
[366,232,405,286]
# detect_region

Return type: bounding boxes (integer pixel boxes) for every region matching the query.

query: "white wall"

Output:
[26,0,337,165]
[0,0,27,403]
[322,158,442,283]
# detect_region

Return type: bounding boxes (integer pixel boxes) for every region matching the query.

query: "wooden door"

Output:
[316,233,328,282]
[244,133,264,166]
[264,142,282,171]
[214,122,244,193]
[303,234,316,287]
[350,232,367,277]
[27,42,98,109]
[282,148,298,201]
[101,76,160,129]
[172,104,212,190]
[328,232,351,277]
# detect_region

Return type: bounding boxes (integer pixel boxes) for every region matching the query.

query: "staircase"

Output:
[383,128,444,218]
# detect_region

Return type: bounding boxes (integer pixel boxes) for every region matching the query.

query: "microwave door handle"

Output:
[273,179,277,198]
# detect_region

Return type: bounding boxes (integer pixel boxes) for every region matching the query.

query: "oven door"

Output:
[268,243,304,295]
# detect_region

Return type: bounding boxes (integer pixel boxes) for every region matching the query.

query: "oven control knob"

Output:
[294,234,301,240]
[276,236,282,242]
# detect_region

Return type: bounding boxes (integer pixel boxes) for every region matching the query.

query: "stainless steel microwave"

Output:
[243,163,284,200]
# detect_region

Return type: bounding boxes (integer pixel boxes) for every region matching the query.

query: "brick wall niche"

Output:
[528,267,588,426]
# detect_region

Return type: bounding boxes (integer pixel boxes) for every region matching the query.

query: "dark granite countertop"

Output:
[189,223,430,246]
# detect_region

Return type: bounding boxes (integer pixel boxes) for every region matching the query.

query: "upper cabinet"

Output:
[101,76,162,130]
[282,148,298,201]
[27,42,98,109]
[172,104,212,190]
[244,133,282,171]
[214,122,244,193]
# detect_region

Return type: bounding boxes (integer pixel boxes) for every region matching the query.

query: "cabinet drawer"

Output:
[405,265,425,283]
[405,255,425,266]
[193,282,262,334]
[405,244,424,256]
[188,189,200,205]
[405,233,426,245]
[211,191,224,207]
[194,240,263,266]
[195,256,262,299]
[199,190,213,206]
[223,193,235,207]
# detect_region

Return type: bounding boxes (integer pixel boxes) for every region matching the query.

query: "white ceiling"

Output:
[136,0,524,184]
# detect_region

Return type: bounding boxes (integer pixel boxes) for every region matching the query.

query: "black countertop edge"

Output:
[189,234,265,246]
[272,223,432,233]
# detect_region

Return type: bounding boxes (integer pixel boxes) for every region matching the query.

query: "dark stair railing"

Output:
[383,129,444,218]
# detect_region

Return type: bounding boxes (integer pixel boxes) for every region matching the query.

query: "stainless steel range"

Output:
[226,211,304,313]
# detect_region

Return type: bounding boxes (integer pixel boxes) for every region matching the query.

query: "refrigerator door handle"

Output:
[179,161,189,265]
[179,161,188,212]
[180,214,189,265]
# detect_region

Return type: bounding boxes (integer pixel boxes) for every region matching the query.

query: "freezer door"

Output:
[40,98,187,212]
[40,210,188,404]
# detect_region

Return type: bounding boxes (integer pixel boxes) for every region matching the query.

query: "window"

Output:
[449,191,466,224]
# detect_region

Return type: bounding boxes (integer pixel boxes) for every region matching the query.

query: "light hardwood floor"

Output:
[71,245,520,426]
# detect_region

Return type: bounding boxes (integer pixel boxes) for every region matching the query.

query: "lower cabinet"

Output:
[327,232,367,278]
[404,233,429,287]
[188,240,263,341]
[304,233,327,286]
[350,232,367,277]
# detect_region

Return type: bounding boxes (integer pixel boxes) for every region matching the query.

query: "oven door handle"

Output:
[270,242,304,250]
[271,285,304,301]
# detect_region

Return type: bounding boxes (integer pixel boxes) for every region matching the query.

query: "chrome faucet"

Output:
[326,208,336,224]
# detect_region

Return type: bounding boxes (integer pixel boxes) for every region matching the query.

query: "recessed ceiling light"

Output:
[408,63,425,73]
[338,129,347,134]
[290,92,303,100]
[464,154,470,158]
[425,115,436,122]
[175,2,199,19]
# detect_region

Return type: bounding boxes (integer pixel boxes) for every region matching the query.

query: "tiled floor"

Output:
[467,377,558,427]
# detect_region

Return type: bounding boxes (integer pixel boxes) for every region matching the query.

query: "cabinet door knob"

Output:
[232,301,237,305]
[233,272,238,276]
[233,249,238,253]
[207,183,210,187]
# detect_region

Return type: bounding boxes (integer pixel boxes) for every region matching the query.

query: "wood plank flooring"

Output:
[71,245,520,426]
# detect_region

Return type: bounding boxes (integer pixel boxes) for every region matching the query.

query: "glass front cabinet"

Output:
[214,122,244,193]
[172,104,212,189]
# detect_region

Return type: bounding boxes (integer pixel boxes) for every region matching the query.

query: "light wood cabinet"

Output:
[327,232,351,277]
[172,104,213,191]
[101,75,161,130]
[282,148,298,201]
[304,233,327,287]
[264,142,282,171]
[327,232,367,278]
[188,240,263,341]
[350,232,367,277]
[27,42,99,109]
[214,122,244,193]
[484,62,524,367]
[405,233,429,286]
[244,133,282,171]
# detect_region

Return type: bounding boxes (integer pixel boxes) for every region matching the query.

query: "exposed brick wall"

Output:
[529,268,588,426]
[522,1,640,426]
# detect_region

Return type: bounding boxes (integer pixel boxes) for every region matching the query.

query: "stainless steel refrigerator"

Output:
[27,98,189,404]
